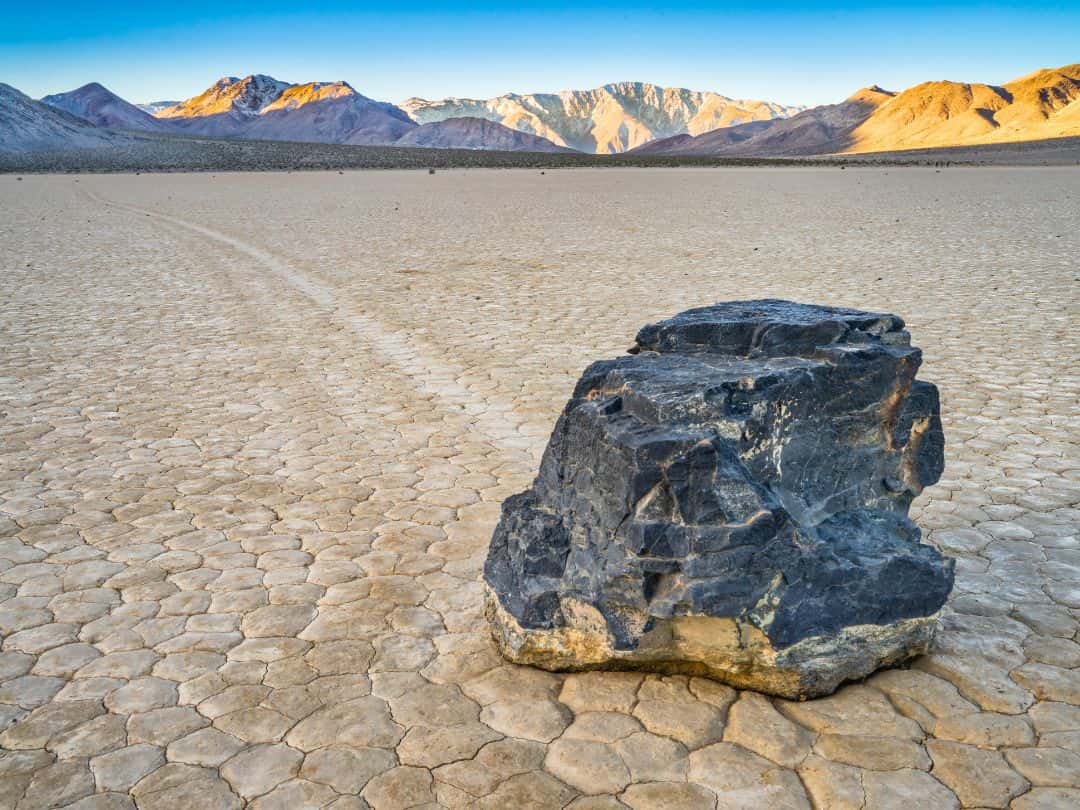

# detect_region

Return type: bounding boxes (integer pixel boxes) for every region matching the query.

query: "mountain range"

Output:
[31,75,571,153]
[160,77,418,145]
[400,83,804,153]
[3,62,1078,157]
[635,64,1080,156]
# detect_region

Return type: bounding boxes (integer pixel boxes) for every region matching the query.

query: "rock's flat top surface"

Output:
[1,168,1078,808]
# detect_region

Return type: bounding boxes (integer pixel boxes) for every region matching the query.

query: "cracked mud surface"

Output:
[1,167,1078,809]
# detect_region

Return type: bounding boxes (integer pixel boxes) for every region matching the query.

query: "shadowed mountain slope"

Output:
[0,83,127,153]
[394,117,576,152]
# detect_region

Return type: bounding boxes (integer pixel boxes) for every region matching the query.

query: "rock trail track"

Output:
[81,190,541,457]
[0,168,1078,809]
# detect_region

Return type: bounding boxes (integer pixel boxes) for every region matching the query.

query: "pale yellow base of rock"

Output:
[484,587,939,700]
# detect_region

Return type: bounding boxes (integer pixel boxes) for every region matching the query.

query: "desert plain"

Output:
[1,166,1079,809]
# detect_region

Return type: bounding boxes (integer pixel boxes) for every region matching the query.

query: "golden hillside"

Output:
[847,63,1080,152]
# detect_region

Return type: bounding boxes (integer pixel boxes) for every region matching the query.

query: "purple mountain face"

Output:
[41,82,171,133]
[393,117,575,152]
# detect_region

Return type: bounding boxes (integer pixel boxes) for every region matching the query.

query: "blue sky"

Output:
[3,2,1077,106]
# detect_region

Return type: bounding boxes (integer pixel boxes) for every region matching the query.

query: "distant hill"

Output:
[400,82,804,154]
[846,64,1080,152]
[0,83,125,153]
[634,63,1080,156]
[137,100,179,115]
[394,117,575,152]
[41,82,170,133]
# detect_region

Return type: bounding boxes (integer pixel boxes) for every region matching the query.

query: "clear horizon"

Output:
[3,1,1078,107]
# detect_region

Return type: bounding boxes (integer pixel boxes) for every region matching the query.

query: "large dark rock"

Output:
[484,300,953,698]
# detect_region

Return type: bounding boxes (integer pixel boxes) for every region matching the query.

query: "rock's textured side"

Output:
[484,300,954,698]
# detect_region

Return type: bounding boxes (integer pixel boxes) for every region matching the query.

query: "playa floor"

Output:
[1,167,1078,809]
